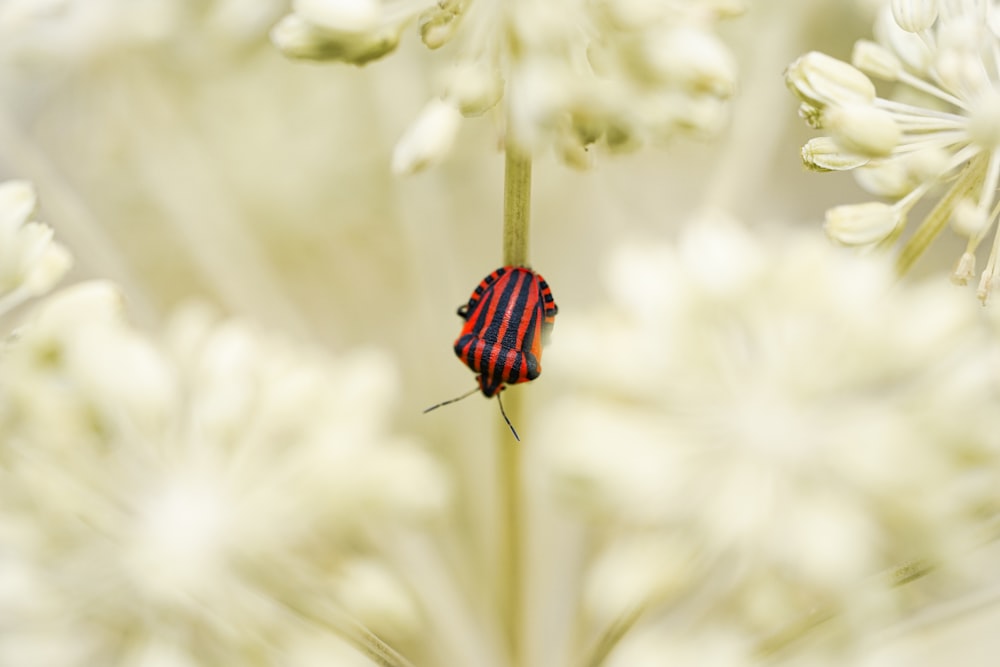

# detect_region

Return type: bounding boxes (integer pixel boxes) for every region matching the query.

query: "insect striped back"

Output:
[454,266,557,397]
[424,266,558,440]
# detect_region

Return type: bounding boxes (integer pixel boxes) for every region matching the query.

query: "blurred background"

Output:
[0,0,885,401]
[1,0,994,665]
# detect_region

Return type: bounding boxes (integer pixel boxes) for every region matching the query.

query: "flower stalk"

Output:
[499,145,531,667]
[503,149,532,268]
[284,598,419,667]
[896,153,986,276]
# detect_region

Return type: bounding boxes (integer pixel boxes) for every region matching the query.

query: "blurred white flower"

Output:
[0,0,283,63]
[391,98,463,174]
[787,1,1000,302]
[539,218,1000,661]
[273,0,743,169]
[0,282,448,666]
[0,180,71,315]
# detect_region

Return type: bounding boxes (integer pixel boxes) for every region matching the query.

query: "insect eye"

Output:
[457,304,470,319]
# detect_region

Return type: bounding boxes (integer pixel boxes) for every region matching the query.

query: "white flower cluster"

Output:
[0,186,447,664]
[539,219,1000,663]
[0,180,71,316]
[0,0,282,63]
[787,0,1000,302]
[273,0,743,171]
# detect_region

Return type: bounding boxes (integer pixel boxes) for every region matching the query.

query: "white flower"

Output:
[0,0,284,62]
[0,0,178,60]
[293,0,381,33]
[787,1,1000,303]
[273,0,743,167]
[539,219,1000,661]
[0,284,448,666]
[391,98,463,174]
[824,201,904,245]
[0,180,71,315]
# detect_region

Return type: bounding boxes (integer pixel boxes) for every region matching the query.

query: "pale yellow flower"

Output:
[0,180,71,315]
[0,282,447,666]
[273,0,743,170]
[787,0,1000,302]
[0,0,283,63]
[539,218,1000,662]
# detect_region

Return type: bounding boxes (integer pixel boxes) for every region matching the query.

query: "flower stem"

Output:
[581,604,648,667]
[896,153,986,275]
[503,149,532,268]
[285,598,418,667]
[499,146,531,667]
[754,560,936,659]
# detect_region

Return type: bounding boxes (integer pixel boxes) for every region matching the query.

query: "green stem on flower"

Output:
[754,560,938,660]
[580,604,648,667]
[754,607,837,661]
[503,149,532,269]
[890,559,935,587]
[896,153,987,276]
[284,599,419,667]
[498,400,524,667]
[499,146,531,667]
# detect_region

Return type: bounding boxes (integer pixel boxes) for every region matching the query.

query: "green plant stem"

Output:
[284,598,418,667]
[499,405,524,667]
[499,147,531,667]
[503,149,532,268]
[581,603,648,667]
[896,153,985,276]
[754,560,937,660]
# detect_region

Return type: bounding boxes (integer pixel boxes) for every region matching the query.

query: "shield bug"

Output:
[424,266,558,440]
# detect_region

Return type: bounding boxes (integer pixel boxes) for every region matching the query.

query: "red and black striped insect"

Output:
[424,266,558,440]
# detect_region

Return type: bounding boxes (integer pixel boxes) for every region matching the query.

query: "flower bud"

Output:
[270,14,400,63]
[936,46,987,97]
[293,0,381,34]
[18,224,72,297]
[978,267,997,303]
[852,40,902,81]
[798,102,824,129]
[391,99,462,174]
[0,180,36,232]
[965,90,1000,149]
[853,149,949,198]
[875,6,933,73]
[951,251,976,285]
[853,161,913,198]
[801,137,870,171]
[950,198,987,238]
[556,127,595,170]
[642,27,736,97]
[824,202,903,246]
[442,61,503,116]
[825,103,901,158]
[605,121,640,153]
[419,0,462,50]
[785,51,876,107]
[891,0,938,33]
[34,281,125,333]
[0,181,72,303]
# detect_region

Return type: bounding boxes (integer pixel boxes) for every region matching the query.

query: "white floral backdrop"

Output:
[1,0,1000,666]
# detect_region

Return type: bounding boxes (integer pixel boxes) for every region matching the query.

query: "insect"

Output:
[424,266,558,440]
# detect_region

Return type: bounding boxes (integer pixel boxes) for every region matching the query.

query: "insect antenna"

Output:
[423,386,479,413]
[496,391,520,441]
